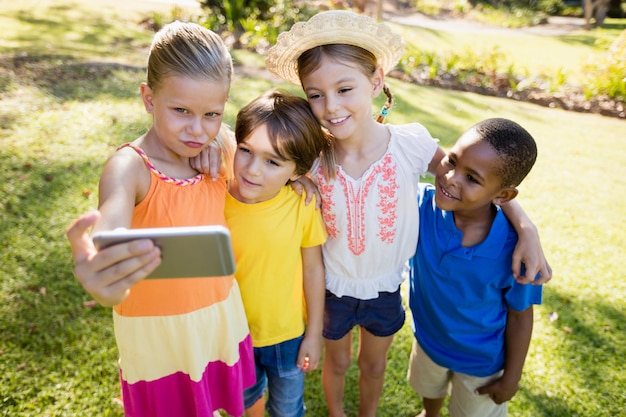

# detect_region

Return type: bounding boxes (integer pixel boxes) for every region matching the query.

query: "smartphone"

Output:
[92,225,236,279]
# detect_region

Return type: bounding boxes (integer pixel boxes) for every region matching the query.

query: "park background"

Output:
[0,0,624,416]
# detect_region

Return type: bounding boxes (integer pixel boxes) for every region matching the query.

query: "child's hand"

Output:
[475,376,519,405]
[511,225,552,285]
[190,143,222,181]
[291,176,322,209]
[65,211,161,307]
[296,334,322,372]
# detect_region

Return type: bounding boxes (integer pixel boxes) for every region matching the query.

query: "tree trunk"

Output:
[594,0,610,25]
[583,0,611,29]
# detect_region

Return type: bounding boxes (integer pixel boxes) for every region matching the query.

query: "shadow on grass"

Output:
[6,54,145,102]
[557,19,625,47]
[557,33,604,47]
[602,21,626,31]
[517,386,575,417]
[4,4,148,58]
[526,286,626,415]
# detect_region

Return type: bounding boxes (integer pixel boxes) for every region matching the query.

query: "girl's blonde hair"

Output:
[235,90,336,180]
[146,21,233,93]
[297,44,394,123]
[147,21,235,177]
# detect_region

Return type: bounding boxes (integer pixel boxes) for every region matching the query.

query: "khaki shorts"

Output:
[407,339,507,417]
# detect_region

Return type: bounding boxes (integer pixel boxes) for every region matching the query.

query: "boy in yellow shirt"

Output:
[225,90,334,417]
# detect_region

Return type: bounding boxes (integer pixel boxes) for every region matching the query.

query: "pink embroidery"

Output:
[348,168,377,255]
[318,154,399,255]
[377,154,398,244]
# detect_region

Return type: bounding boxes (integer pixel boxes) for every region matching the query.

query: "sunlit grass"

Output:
[390,19,624,85]
[1,1,625,416]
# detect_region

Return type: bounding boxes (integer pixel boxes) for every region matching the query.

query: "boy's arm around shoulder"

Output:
[297,244,325,372]
[475,305,534,404]
[500,200,552,285]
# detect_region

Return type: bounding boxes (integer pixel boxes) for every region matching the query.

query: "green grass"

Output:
[1,1,625,416]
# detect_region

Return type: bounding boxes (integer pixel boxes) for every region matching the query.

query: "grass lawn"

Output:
[1,1,625,416]
[390,17,626,85]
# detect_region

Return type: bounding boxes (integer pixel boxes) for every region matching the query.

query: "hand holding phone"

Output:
[93,225,235,279]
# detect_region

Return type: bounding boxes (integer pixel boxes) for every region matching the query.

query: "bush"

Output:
[538,0,567,14]
[197,0,318,50]
[199,0,273,32]
[471,0,565,12]
[582,29,626,100]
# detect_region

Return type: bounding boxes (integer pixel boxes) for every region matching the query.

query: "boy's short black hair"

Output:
[473,118,537,187]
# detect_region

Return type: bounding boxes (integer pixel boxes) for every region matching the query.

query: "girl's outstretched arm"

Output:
[68,144,160,306]
[66,211,161,307]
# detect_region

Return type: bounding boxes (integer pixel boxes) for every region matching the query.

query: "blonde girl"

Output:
[65,22,254,417]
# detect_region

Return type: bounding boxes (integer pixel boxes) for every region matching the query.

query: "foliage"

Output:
[468,2,551,26]
[538,0,568,15]
[400,44,528,96]
[582,28,626,99]
[237,0,319,50]
[1,1,626,416]
[392,16,625,114]
[199,0,262,32]
[197,0,317,40]
[470,0,566,13]
[411,0,565,24]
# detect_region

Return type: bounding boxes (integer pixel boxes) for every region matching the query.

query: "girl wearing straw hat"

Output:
[265,10,550,417]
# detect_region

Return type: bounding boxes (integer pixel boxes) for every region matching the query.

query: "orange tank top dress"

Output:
[112,144,254,417]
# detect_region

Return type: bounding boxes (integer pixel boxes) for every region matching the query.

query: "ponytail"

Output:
[376,84,393,123]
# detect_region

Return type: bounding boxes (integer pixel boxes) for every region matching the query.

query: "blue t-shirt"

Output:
[408,184,542,377]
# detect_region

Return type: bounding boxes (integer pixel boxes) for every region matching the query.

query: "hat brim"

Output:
[266,10,405,85]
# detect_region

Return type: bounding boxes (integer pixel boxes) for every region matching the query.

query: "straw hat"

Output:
[266,10,405,85]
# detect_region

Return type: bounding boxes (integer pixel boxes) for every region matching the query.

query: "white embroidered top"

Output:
[312,123,439,300]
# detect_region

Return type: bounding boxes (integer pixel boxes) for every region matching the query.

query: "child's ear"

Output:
[493,187,518,205]
[371,67,385,96]
[140,83,154,113]
[289,173,302,183]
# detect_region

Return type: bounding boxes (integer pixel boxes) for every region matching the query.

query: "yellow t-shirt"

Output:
[225,186,327,347]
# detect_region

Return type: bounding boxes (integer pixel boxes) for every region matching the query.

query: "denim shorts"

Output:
[323,288,405,340]
[243,335,305,417]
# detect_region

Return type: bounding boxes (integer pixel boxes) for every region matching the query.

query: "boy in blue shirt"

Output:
[408,118,543,417]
